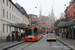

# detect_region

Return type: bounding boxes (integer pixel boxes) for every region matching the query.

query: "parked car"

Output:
[46,34,56,41]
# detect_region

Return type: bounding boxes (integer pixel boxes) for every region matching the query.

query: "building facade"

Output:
[65,0,75,39]
[0,0,29,40]
[38,16,53,34]
[65,0,75,21]
[28,14,38,25]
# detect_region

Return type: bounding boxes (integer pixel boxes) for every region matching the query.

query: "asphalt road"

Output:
[8,35,71,50]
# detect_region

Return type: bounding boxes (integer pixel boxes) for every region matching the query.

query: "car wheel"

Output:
[54,40,56,41]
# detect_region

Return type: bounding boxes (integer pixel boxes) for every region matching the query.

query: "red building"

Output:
[65,0,75,21]
[65,0,75,39]
[28,14,54,34]
[28,14,38,25]
[38,16,53,34]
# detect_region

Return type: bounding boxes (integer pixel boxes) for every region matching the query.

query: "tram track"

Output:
[11,42,28,50]
[22,42,34,50]
[7,42,34,50]
[3,35,72,50]
[2,41,25,50]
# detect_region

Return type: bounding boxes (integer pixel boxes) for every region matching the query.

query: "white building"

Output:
[0,0,29,40]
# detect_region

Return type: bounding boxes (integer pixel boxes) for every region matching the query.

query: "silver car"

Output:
[47,34,56,41]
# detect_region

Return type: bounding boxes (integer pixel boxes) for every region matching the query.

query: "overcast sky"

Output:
[12,0,71,20]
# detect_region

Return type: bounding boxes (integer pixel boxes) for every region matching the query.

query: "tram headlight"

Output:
[35,36,37,38]
[25,37,27,38]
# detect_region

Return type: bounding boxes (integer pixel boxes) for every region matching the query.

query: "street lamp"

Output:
[35,6,37,8]
[64,4,66,6]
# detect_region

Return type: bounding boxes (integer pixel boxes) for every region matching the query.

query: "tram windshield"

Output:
[25,28,37,35]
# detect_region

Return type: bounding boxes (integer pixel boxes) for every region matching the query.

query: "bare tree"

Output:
[54,12,67,27]
[59,13,66,21]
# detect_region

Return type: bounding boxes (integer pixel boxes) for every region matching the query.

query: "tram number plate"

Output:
[28,36,34,37]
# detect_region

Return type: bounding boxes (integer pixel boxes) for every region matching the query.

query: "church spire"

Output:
[39,10,42,17]
[50,7,55,23]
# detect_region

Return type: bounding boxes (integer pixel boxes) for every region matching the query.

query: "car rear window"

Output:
[47,34,55,36]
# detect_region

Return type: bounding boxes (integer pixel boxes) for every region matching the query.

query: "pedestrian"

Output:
[61,31,63,38]
[12,33,15,42]
[18,32,21,41]
[16,31,18,40]
[66,30,69,38]
[63,30,65,37]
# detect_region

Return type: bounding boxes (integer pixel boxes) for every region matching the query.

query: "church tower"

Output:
[50,8,55,23]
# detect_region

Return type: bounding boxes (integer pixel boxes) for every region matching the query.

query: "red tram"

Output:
[25,24,43,41]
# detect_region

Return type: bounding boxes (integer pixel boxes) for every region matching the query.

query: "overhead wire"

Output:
[35,0,40,11]
[39,0,42,11]
[35,0,42,17]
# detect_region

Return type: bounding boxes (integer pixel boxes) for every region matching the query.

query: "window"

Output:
[13,15,14,21]
[12,15,13,21]
[3,24,5,32]
[14,16,15,22]
[10,13,11,20]
[7,0,8,6]
[10,27,11,32]
[3,9,5,17]
[12,6,13,10]
[47,28,49,30]
[42,27,45,30]
[16,17,17,22]
[25,28,37,35]
[7,11,8,19]
[7,26,8,33]
[42,23,45,24]
[3,0,5,3]
[42,18,45,21]
[10,2,11,8]
[15,17,16,22]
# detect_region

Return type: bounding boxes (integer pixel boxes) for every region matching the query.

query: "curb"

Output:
[2,41,25,50]
[57,38,74,50]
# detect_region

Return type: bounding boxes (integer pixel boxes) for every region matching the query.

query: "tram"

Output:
[25,24,43,41]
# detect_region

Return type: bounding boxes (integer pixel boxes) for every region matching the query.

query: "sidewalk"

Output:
[0,38,25,50]
[57,36,75,50]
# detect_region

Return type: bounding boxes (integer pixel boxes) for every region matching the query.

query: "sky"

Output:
[12,0,71,20]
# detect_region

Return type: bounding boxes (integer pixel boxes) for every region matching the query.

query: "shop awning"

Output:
[65,22,75,26]
[53,27,58,30]
[49,29,53,30]
[57,21,68,27]
[49,27,58,31]
[57,21,75,27]
[4,23,27,28]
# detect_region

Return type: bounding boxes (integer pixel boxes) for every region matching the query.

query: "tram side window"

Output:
[34,28,37,35]
[34,28,37,33]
